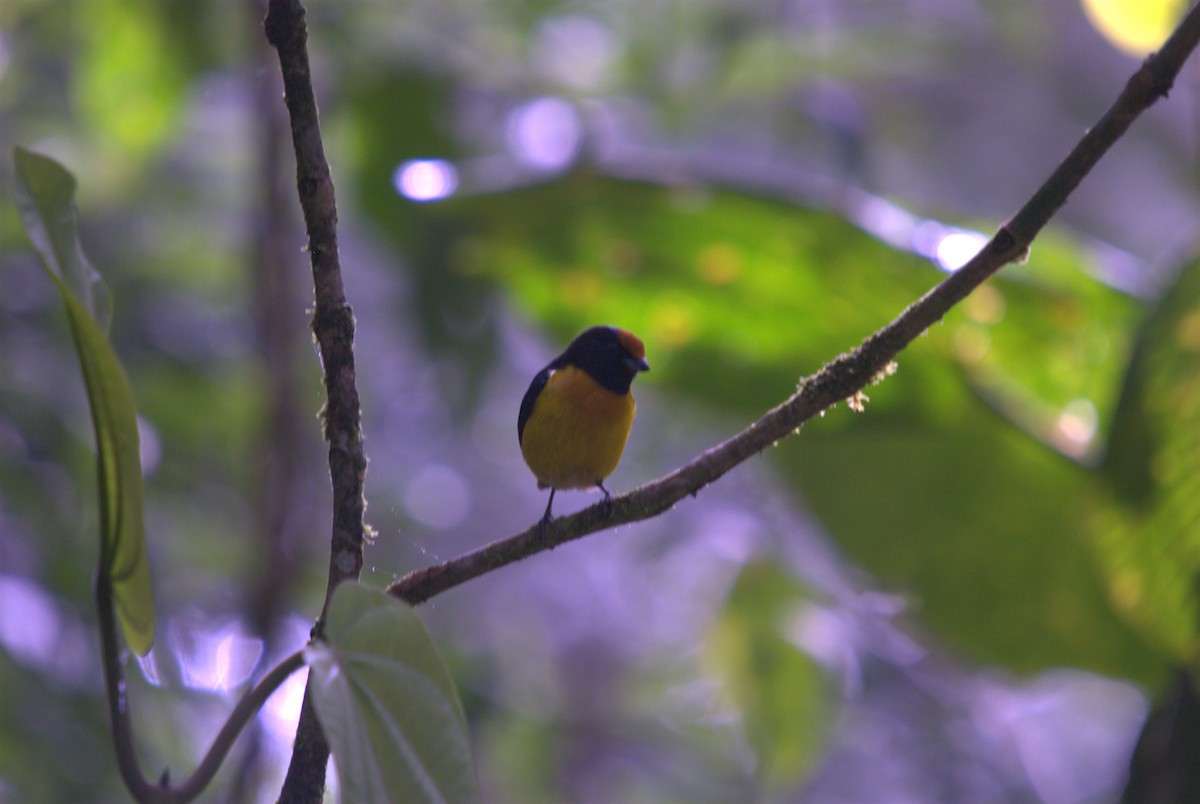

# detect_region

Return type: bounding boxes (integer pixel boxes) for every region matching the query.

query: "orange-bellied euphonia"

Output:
[518,326,650,527]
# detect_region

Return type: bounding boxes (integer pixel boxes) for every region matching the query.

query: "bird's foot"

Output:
[597,483,614,517]
[535,489,556,544]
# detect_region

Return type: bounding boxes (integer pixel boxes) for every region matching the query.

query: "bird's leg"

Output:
[596,481,613,516]
[537,488,556,540]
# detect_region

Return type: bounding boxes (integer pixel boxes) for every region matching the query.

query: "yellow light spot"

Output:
[1176,310,1200,351]
[559,270,602,309]
[1110,570,1143,613]
[651,302,695,348]
[1167,377,1200,427]
[697,243,742,285]
[1080,0,1182,56]
[952,324,991,364]
[964,285,1006,325]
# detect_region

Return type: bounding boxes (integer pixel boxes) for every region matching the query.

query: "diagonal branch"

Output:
[388,3,1200,607]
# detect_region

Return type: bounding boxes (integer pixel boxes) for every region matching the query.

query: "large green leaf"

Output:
[780,389,1158,681]
[13,146,155,656]
[1089,253,1200,662]
[12,149,112,332]
[396,174,1153,680]
[943,228,1140,460]
[307,583,480,804]
[411,175,1137,428]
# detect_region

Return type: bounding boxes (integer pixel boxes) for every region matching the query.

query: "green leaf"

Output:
[408,175,939,414]
[307,583,480,804]
[1090,253,1200,662]
[943,228,1141,461]
[12,148,112,331]
[13,147,155,656]
[780,392,1159,682]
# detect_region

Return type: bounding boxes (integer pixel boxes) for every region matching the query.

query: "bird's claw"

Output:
[597,486,614,517]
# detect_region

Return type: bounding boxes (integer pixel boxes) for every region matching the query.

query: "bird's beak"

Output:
[626,356,650,373]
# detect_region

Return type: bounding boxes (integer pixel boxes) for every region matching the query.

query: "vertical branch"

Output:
[249,0,309,658]
[226,11,311,794]
[262,1,366,604]
[264,0,367,800]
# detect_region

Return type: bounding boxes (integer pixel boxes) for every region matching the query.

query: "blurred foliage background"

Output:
[2,0,1199,800]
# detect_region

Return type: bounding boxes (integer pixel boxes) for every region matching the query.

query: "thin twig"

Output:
[97,570,307,804]
[263,0,367,801]
[96,572,159,802]
[388,4,1200,607]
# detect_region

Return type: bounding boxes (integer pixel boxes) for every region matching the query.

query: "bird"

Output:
[518,325,650,530]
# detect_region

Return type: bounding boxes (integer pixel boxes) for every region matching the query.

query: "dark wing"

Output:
[518,366,553,444]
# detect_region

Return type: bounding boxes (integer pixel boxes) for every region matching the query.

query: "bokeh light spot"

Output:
[506,97,582,171]
[1055,398,1099,454]
[404,464,471,530]
[1109,570,1143,613]
[1175,310,1200,351]
[393,159,458,202]
[651,301,695,348]
[1081,0,1179,56]
[935,230,988,272]
[964,284,1007,325]
[697,243,742,285]
[952,324,991,364]
[0,576,61,669]
[137,414,162,475]
[559,269,603,310]
[169,610,264,692]
[859,195,920,249]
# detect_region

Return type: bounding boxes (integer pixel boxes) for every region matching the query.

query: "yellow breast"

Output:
[519,365,637,490]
